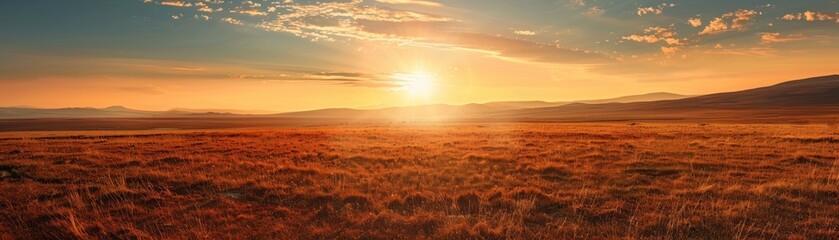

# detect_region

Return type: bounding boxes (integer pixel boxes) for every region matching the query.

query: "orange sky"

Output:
[0,1,837,112]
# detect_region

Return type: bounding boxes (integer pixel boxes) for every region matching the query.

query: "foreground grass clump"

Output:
[1,123,838,239]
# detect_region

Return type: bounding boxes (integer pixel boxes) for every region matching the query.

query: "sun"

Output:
[392,72,436,98]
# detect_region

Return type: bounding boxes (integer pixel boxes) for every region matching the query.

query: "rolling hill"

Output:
[479,92,691,110]
[497,75,839,121]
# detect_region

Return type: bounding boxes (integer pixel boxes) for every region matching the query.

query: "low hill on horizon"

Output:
[1,75,837,122]
[0,106,241,119]
[271,92,692,119]
[480,92,691,110]
[496,74,839,121]
[0,92,690,119]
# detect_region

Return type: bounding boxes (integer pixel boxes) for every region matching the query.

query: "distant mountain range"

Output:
[1,75,837,122]
[0,92,690,119]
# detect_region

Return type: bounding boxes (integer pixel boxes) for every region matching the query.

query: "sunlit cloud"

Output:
[782,11,839,23]
[637,3,675,16]
[622,26,681,46]
[687,18,702,27]
[255,0,450,42]
[221,17,244,25]
[197,5,223,12]
[699,9,760,35]
[513,30,536,36]
[232,9,267,16]
[158,0,192,7]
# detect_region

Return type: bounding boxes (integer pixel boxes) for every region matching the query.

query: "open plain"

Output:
[1,123,837,239]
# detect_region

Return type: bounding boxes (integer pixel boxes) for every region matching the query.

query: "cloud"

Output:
[687,18,702,27]
[197,6,223,12]
[637,3,675,16]
[622,26,681,45]
[221,18,244,25]
[117,86,164,95]
[375,0,442,7]
[434,33,611,64]
[699,9,759,35]
[622,26,683,56]
[660,46,679,56]
[782,11,839,23]
[232,9,268,16]
[140,0,608,65]
[194,14,211,21]
[255,0,450,41]
[234,71,405,88]
[278,0,450,23]
[584,6,605,16]
[513,30,536,36]
[158,1,192,7]
[702,47,776,56]
[759,32,806,43]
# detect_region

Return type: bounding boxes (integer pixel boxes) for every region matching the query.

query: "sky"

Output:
[0,0,837,112]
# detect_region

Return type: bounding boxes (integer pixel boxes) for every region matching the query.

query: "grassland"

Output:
[1,123,838,239]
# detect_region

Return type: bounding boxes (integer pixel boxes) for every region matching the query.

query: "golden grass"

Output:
[0,123,837,239]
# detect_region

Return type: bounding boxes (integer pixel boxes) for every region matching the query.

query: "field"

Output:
[1,123,838,239]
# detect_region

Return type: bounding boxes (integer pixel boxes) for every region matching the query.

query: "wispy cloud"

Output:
[702,47,776,57]
[433,33,612,64]
[759,32,806,43]
[375,0,442,7]
[158,1,192,7]
[141,0,609,65]
[0,52,408,88]
[117,86,164,95]
[237,71,418,88]
[255,0,450,41]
